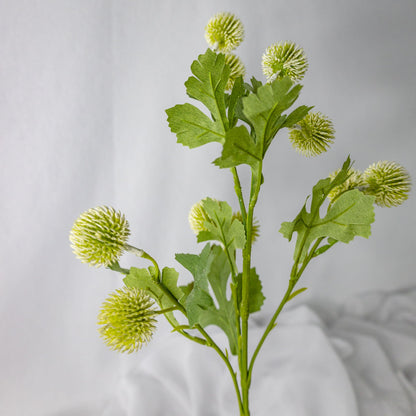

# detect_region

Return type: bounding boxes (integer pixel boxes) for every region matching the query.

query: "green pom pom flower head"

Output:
[289,112,335,157]
[225,53,246,91]
[262,42,308,82]
[328,168,365,202]
[205,12,244,53]
[189,199,211,234]
[363,161,411,207]
[98,287,157,354]
[70,206,130,267]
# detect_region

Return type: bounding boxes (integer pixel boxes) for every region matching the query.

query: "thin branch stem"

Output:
[248,237,325,386]
[195,324,244,414]
[232,167,247,225]
[247,281,295,386]
[124,244,161,279]
[107,262,129,275]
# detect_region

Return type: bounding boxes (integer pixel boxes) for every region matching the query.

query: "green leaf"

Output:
[185,49,229,128]
[282,105,313,129]
[242,76,303,155]
[280,157,375,263]
[175,244,238,354]
[236,268,265,314]
[245,77,263,93]
[166,103,225,148]
[214,125,262,170]
[227,76,245,128]
[124,266,187,324]
[197,198,246,251]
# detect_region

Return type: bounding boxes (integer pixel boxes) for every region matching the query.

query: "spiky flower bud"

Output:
[225,53,246,90]
[70,206,130,267]
[327,168,365,202]
[205,12,244,53]
[262,42,308,83]
[98,287,157,354]
[289,112,335,157]
[363,161,411,207]
[189,199,211,234]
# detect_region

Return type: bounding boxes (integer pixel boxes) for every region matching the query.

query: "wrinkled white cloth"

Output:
[102,288,416,416]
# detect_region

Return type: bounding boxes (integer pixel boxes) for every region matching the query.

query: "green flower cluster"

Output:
[98,287,157,353]
[328,161,411,207]
[69,206,130,267]
[204,12,245,91]
[262,42,308,83]
[289,112,335,157]
[68,12,412,383]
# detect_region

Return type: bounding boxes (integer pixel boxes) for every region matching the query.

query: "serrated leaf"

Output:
[242,77,303,155]
[176,244,238,354]
[166,103,225,148]
[124,266,187,325]
[185,49,229,127]
[236,268,265,314]
[280,157,375,264]
[197,198,246,251]
[214,125,261,170]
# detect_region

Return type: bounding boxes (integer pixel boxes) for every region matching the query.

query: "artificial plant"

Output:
[69,12,411,415]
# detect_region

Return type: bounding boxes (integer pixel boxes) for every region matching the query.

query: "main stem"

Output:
[240,162,263,415]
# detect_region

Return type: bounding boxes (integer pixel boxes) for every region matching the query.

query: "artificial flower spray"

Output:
[70,13,411,415]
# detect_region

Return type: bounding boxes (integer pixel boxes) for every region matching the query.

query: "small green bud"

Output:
[69,206,130,267]
[327,168,365,202]
[363,161,411,207]
[225,53,246,90]
[205,12,244,53]
[289,112,335,157]
[98,287,157,354]
[262,41,308,83]
[188,199,211,234]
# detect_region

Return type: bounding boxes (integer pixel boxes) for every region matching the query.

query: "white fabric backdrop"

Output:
[1,1,415,415]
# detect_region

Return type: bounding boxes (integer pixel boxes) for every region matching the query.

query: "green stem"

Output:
[107,261,129,275]
[196,324,244,415]
[247,280,295,386]
[232,167,247,225]
[124,244,161,279]
[154,306,179,315]
[247,237,325,386]
[240,161,263,415]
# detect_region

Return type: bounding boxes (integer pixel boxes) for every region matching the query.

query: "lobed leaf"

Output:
[242,77,304,154]
[197,198,246,251]
[214,125,261,170]
[280,157,375,263]
[176,244,238,354]
[166,103,225,148]
[185,49,229,127]
[236,268,265,314]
